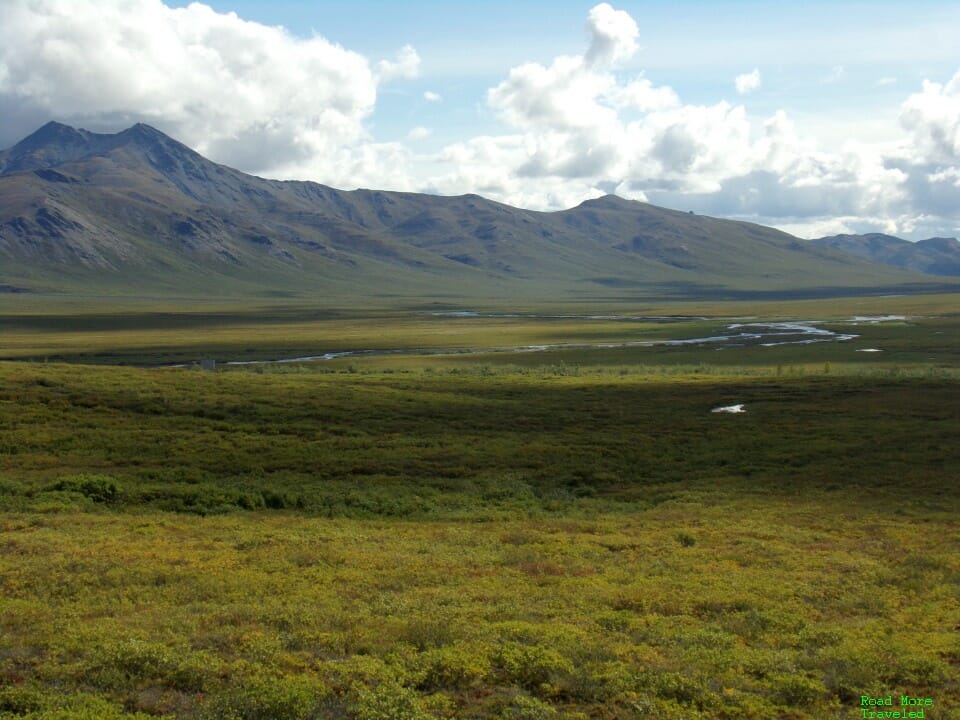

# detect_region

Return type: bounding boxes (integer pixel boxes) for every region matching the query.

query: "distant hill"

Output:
[810,233,960,277]
[0,121,953,300]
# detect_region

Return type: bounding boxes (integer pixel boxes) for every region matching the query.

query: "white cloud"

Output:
[423,3,947,239]
[876,76,897,87]
[488,55,621,132]
[583,2,639,69]
[441,5,785,207]
[408,126,431,141]
[423,90,442,102]
[735,68,761,95]
[774,218,854,239]
[612,78,679,112]
[823,65,846,84]
[268,139,416,192]
[0,0,415,188]
[429,133,607,210]
[929,167,960,186]
[899,70,960,163]
[877,69,960,228]
[377,44,420,82]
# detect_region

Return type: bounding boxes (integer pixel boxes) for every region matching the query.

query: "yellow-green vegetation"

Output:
[2,502,957,719]
[1,297,959,719]
[0,291,957,366]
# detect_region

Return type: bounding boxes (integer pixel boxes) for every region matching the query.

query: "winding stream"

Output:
[173,315,889,368]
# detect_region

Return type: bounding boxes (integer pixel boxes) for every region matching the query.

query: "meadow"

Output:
[0,294,958,719]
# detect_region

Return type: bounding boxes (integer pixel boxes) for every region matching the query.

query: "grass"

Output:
[1,291,958,367]
[1,296,959,718]
[2,502,957,719]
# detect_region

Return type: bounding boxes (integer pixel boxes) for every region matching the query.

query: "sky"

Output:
[1,1,958,240]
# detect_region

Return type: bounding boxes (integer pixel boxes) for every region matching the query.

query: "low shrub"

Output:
[353,679,433,720]
[494,692,558,719]
[416,644,490,691]
[51,474,121,503]
[493,643,574,695]
[196,676,330,720]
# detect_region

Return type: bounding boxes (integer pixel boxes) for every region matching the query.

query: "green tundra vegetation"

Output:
[0,294,958,719]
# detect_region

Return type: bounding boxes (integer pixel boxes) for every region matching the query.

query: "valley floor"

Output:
[0,296,958,719]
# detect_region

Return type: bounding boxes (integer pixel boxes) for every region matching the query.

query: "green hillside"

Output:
[811,232,960,276]
[2,122,954,300]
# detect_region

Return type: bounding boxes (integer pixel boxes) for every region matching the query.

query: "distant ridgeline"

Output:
[1,121,958,299]
[811,233,960,277]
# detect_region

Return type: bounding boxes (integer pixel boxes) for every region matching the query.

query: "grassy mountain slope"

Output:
[1,122,952,300]
[811,232,960,276]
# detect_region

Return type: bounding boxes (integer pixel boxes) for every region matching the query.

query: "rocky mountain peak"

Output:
[0,121,96,175]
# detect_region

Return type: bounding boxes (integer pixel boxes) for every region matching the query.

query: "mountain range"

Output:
[810,233,960,277]
[1,121,955,300]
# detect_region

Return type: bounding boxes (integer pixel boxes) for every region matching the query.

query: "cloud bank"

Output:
[426,6,959,238]
[0,0,417,189]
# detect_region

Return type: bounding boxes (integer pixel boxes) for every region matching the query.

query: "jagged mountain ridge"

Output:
[0,121,949,298]
[811,233,960,277]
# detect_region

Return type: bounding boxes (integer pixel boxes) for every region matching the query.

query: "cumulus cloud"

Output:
[0,0,418,188]
[488,56,620,132]
[423,90,442,102]
[735,68,761,95]
[611,78,679,112]
[377,45,420,82]
[871,70,960,232]
[583,2,639,69]
[422,3,956,239]
[431,133,609,210]
[929,167,960,186]
[453,4,782,207]
[407,126,431,141]
[900,70,960,163]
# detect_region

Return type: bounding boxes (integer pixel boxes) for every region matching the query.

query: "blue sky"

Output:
[169,2,950,133]
[169,1,959,137]
[1,1,959,238]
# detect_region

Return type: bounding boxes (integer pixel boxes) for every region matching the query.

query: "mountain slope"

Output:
[811,233,960,276]
[0,121,952,299]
